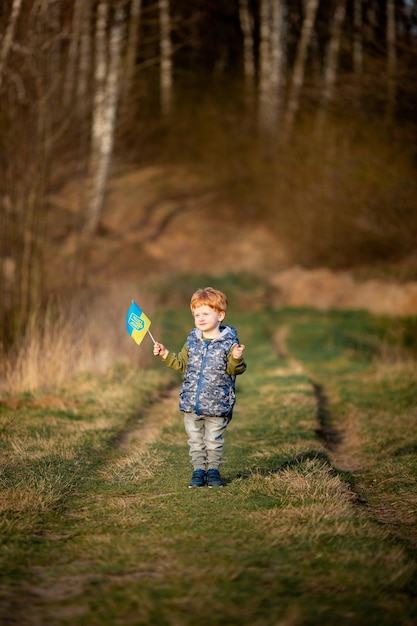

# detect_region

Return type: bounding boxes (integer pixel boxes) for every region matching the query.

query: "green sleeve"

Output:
[163,342,188,373]
[227,350,247,376]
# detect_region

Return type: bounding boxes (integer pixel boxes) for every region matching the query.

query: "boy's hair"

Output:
[190,287,228,313]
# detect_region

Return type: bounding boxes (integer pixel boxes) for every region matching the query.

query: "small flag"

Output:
[126,301,152,346]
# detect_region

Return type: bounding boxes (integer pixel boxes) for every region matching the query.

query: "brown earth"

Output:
[47,164,417,316]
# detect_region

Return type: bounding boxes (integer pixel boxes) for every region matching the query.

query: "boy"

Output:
[153,287,246,488]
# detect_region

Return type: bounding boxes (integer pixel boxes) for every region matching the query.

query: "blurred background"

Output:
[0,0,416,386]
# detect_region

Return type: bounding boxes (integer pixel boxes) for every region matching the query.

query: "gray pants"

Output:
[183,412,229,471]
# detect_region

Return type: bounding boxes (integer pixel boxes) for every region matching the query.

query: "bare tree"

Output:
[63,0,84,107]
[315,0,347,136]
[77,1,92,106]
[159,0,172,116]
[0,0,23,90]
[283,0,320,139]
[353,0,363,75]
[121,0,143,110]
[85,1,126,235]
[239,0,256,111]
[258,0,285,137]
[259,0,272,133]
[386,0,397,124]
[270,0,286,126]
[0,1,63,346]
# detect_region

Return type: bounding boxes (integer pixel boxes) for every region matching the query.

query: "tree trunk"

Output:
[0,3,56,345]
[0,0,23,90]
[85,2,125,235]
[353,0,363,75]
[63,0,84,107]
[159,0,172,116]
[90,0,109,165]
[77,1,92,106]
[121,0,142,111]
[283,0,320,139]
[238,0,256,112]
[315,0,347,136]
[270,0,285,128]
[386,0,397,125]
[258,0,285,137]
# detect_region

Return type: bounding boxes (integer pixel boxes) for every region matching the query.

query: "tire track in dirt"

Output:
[118,386,180,453]
[274,324,417,555]
[273,325,361,471]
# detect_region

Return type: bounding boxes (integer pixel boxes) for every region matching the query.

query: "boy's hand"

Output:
[232,344,245,359]
[153,342,168,359]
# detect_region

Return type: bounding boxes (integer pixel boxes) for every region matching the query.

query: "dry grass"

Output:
[0,282,155,395]
[374,353,417,383]
[0,469,79,514]
[243,459,355,509]
[99,448,165,483]
[168,108,417,271]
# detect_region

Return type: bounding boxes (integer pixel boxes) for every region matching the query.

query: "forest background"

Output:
[1,4,417,623]
[0,0,416,385]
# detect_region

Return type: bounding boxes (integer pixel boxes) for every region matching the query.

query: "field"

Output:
[1,277,416,625]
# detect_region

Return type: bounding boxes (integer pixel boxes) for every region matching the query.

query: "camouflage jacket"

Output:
[164,325,246,418]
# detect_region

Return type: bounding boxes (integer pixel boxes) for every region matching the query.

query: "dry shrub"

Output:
[0,282,155,394]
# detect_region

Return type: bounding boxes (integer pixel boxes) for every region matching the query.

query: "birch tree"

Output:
[85,1,126,235]
[259,0,272,133]
[159,0,172,116]
[270,0,285,127]
[283,0,320,139]
[258,0,285,137]
[315,0,347,136]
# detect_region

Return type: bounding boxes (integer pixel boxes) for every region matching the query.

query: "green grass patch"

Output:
[0,300,416,625]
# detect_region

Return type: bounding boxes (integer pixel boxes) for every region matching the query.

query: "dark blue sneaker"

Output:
[207,469,223,488]
[189,469,206,488]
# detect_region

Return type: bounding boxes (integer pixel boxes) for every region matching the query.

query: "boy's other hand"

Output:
[232,344,245,359]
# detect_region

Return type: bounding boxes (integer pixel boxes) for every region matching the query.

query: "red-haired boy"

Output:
[153,287,246,487]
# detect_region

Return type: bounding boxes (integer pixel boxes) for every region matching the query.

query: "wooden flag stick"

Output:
[147,329,156,344]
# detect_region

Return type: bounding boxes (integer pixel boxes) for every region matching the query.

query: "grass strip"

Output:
[0,307,416,625]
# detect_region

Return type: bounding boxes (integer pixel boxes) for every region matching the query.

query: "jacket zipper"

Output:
[194,340,210,415]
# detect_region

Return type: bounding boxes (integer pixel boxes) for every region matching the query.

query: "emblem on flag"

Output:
[126,301,152,346]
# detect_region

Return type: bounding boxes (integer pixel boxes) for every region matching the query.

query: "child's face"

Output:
[192,305,225,336]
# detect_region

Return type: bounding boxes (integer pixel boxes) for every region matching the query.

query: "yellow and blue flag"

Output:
[126,301,152,346]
